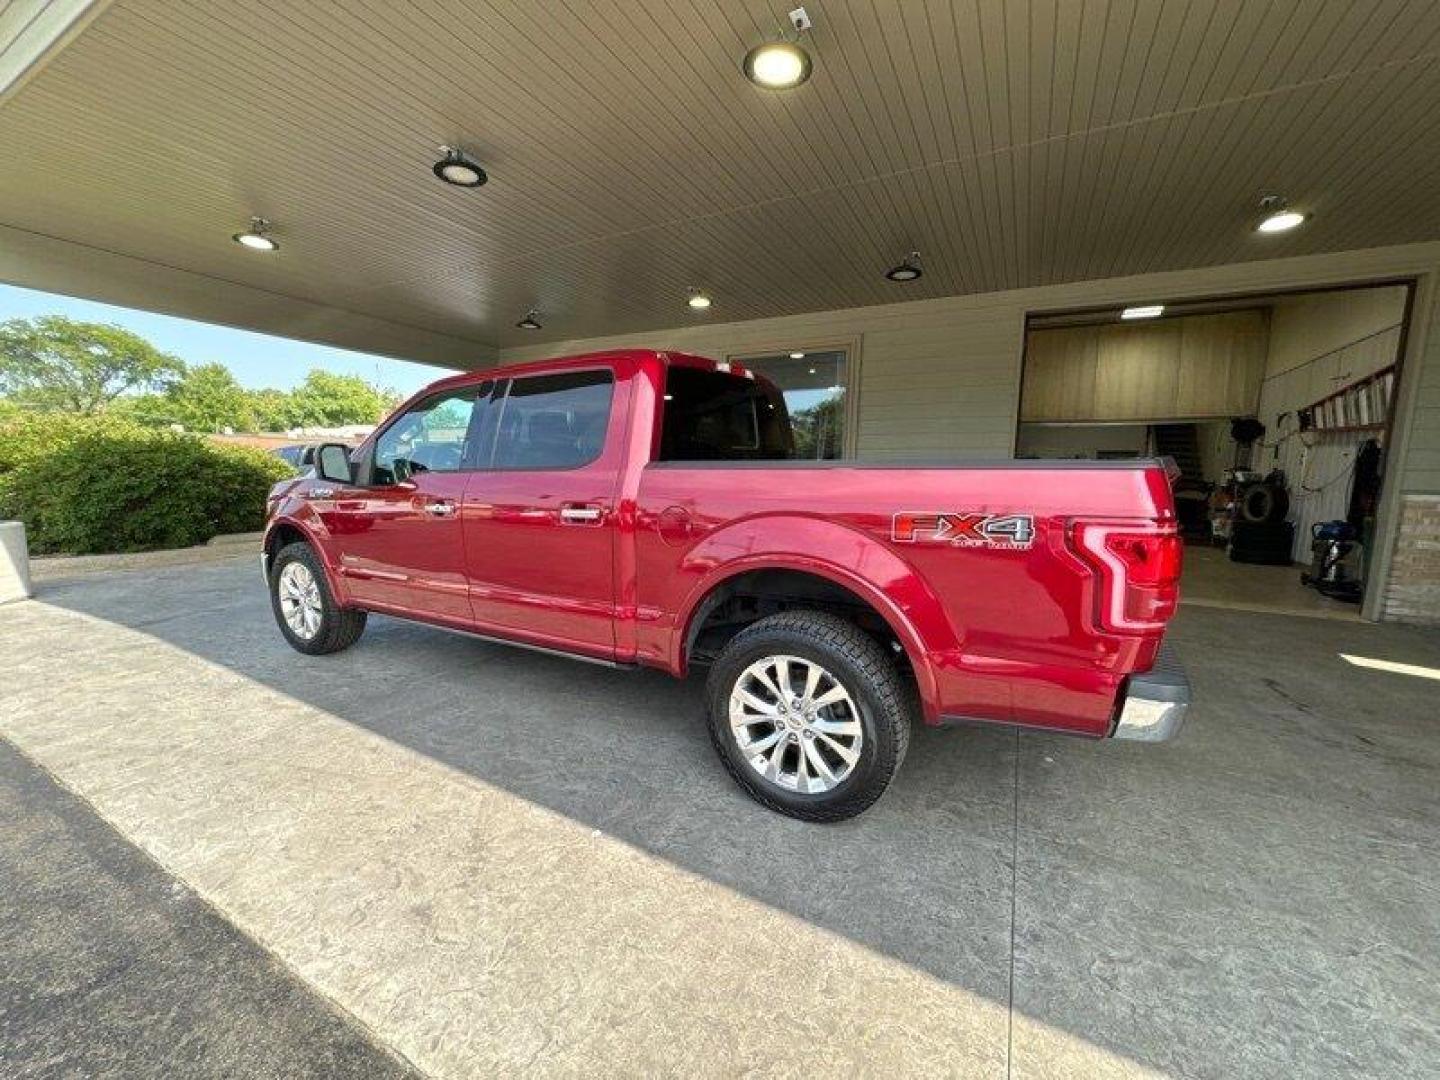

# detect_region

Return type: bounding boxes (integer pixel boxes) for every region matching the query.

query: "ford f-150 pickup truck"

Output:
[263,349,1189,820]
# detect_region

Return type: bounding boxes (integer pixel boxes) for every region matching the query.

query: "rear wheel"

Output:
[269,541,367,655]
[706,610,911,822]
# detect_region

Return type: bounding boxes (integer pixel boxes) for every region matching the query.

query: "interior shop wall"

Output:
[1253,286,1409,560]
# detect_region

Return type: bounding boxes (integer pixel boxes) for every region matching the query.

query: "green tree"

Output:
[162,362,257,432]
[246,387,294,432]
[791,393,844,459]
[0,316,184,413]
[286,369,397,427]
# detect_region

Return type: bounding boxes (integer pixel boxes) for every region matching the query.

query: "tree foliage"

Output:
[284,370,398,427]
[790,393,845,460]
[162,362,257,433]
[0,315,399,431]
[0,316,184,413]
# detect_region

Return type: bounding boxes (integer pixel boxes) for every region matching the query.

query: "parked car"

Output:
[273,443,316,473]
[262,350,1189,820]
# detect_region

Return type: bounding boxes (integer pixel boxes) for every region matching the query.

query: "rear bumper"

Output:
[1112,643,1191,742]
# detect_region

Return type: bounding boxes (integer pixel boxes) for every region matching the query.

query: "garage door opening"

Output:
[1018,283,1413,620]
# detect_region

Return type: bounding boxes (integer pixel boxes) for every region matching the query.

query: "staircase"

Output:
[1152,424,1204,484]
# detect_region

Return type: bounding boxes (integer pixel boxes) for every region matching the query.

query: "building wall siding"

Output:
[499,242,1440,622]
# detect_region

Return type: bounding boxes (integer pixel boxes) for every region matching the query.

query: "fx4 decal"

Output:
[892,511,1036,549]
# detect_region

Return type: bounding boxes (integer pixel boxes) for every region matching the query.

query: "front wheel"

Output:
[269,541,367,655]
[706,610,911,822]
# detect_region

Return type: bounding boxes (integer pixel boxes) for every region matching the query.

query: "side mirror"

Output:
[314,443,354,484]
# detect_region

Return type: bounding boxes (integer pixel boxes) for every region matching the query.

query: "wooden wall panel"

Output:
[1020,327,1098,422]
[1023,311,1267,422]
[1094,322,1184,421]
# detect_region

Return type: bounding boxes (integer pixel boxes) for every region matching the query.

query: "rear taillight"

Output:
[1072,523,1183,632]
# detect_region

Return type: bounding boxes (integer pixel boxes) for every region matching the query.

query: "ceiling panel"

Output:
[1,0,1439,357]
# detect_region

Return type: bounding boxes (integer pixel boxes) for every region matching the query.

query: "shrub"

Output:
[0,414,294,554]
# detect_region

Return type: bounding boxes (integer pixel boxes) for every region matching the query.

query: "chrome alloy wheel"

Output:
[277,561,323,640]
[728,654,863,794]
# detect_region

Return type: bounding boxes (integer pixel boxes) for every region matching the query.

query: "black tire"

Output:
[1239,482,1289,524]
[268,541,367,655]
[705,610,912,822]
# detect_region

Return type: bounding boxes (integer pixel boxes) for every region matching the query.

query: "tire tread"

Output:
[271,541,367,655]
[706,610,910,822]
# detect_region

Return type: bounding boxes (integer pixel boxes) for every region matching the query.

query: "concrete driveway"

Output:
[2,557,1438,1077]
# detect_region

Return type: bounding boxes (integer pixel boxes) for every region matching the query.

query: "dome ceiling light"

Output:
[687,289,712,310]
[433,145,488,188]
[516,310,542,330]
[743,7,814,90]
[885,250,923,282]
[232,217,278,252]
[1256,194,1307,233]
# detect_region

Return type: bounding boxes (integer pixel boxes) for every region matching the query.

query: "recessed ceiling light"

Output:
[433,145,487,187]
[1255,194,1306,233]
[687,289,712,310]
[808,367,817,375]
[516,310,542,330]
[789,351,805,359]
[885,251,923,282]
[232,217,278,252]
[743,41,812,89]
[1121,305,1165,320]
[743,7,813,89]
[1257,210,1306,233]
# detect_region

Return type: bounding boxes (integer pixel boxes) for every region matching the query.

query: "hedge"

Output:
[0,414,295,554]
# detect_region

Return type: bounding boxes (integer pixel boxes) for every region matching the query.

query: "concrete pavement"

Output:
[0,738,416,1079]
[1,560,1438,1077]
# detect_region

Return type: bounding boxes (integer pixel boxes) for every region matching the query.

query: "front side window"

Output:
[489,370,614,470]
[371,383,488,485]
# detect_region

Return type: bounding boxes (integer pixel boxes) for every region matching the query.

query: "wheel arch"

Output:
[263,516,348,604]
[673,526,954,723]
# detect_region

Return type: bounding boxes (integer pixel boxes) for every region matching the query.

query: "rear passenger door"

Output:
[461,368,621,658]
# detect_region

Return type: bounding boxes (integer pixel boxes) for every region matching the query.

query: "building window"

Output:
[735,349,849,459]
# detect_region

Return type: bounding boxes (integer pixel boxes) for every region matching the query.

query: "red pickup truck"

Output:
[263,349,1189,820]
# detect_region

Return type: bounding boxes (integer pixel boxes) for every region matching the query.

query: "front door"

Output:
[461,368,620,657]
[320,383,491,623]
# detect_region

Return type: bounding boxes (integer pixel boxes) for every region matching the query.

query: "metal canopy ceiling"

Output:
[2,0,1440,365]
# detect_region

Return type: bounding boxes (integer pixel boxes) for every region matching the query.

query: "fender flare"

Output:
[671,517,959,722]
[262,513,349,606]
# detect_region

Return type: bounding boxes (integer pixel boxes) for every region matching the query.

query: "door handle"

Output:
[423,501,457,517]
[308,487,335,499]
[560,505,604,524]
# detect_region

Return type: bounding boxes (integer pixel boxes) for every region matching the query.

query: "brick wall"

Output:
[1383,495,1440,624]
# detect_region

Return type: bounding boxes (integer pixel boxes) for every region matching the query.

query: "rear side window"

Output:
[488,370,614,470]
[659,366,794,461]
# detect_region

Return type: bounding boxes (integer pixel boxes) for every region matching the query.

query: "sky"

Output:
[0,283,456,397]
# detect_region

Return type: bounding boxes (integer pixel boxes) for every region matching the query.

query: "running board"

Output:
[374,610,634,670]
